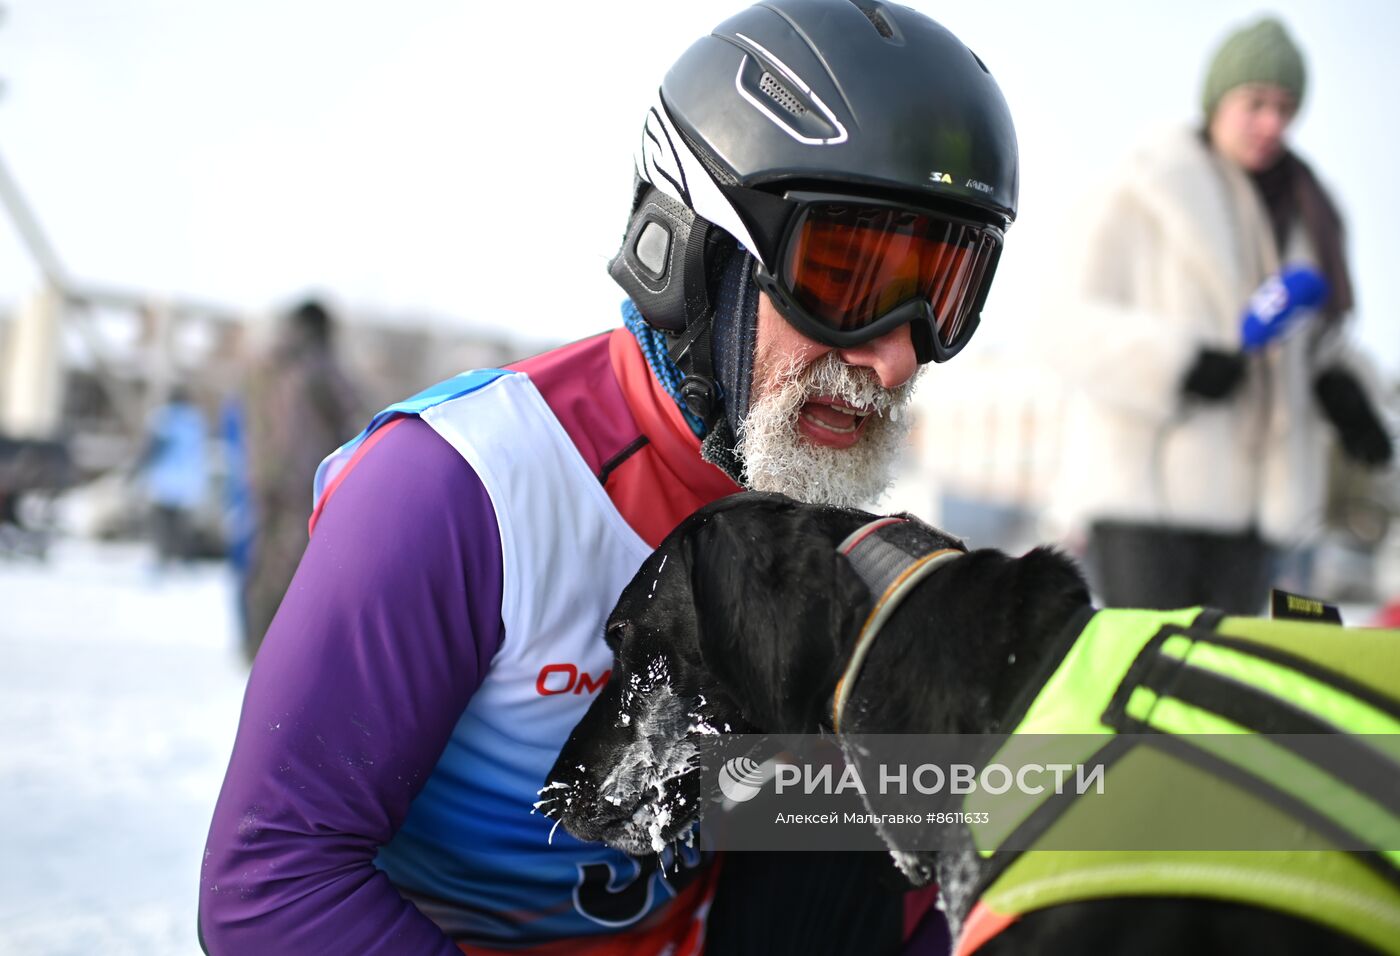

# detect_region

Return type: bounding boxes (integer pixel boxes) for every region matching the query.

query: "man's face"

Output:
[734,292,921,509]
[1209,83,1298,173]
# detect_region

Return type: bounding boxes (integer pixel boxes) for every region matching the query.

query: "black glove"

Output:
[1314,366,1393,466]
[1181,348,1246,401]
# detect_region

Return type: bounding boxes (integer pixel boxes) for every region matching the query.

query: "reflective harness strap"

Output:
[971,610,1400,861]
[831,516,964,732]
[957,609,1400,955]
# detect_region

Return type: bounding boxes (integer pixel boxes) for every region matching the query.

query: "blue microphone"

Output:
[1241,265,1330,353]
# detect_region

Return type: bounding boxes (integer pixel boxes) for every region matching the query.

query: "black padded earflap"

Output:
[608,186,697,332]
[609,183,739,430]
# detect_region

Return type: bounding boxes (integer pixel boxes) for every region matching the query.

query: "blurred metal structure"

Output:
[0,137,534,562]
[0,144,245,461]
[0,143,526,472]
[0,147,67,439]
[0,14,537,555]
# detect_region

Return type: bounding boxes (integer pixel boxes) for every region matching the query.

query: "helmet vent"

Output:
[849,0,896,40]
[759,71,807,117]
[969,49,990,74]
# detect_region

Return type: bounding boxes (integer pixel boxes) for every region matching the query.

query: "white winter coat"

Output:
[1044,126,1376,546]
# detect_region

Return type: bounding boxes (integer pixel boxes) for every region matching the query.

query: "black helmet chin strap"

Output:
[666,217,722,431]
[667,316,720,429]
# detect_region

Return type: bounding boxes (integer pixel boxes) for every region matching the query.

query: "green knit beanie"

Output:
[1201,16,1306,116]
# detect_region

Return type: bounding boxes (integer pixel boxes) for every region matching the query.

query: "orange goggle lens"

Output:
[784,204,1000,347]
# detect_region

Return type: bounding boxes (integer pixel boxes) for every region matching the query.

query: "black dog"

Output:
[540,492,1394,954]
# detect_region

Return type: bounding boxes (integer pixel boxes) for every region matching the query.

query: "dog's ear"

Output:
[689,500,873,731]
[851,543,1092,735]
[1001,547,1092,654]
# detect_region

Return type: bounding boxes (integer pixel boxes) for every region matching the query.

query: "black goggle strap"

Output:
[832,516,966,732]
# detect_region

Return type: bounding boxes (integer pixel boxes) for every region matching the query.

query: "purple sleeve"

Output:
[200,417,503,954]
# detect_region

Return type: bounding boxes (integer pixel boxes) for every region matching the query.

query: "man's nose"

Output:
[835,323,919,389]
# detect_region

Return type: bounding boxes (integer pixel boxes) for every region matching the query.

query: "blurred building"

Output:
[899,347,1067,556]
[0,280,542,547]
[0,133,547,556]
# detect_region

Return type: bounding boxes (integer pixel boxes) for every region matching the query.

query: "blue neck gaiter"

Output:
[619,247,761,442]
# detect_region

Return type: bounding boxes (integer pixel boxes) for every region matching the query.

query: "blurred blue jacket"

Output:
[145,400,208,510]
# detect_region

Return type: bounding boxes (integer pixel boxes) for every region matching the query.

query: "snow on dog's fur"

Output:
[542,492,1391,955]
[534,544,744,856]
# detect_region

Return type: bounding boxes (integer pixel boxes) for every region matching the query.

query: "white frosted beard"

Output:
[735,352,920,509]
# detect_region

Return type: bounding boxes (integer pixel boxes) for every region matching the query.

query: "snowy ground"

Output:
[0,540,250,956]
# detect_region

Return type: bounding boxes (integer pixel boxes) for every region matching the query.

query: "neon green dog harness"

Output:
[957,608,1400,955]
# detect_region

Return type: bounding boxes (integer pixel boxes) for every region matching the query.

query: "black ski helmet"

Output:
[609,0,1019,420]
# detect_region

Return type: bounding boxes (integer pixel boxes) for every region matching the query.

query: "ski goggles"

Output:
[752,191,1004,363]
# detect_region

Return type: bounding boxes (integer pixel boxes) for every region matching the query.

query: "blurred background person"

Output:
[1042,14,1393,614]
[140,384,209,568]
[240,297,361,661]
[219,393,255,636]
